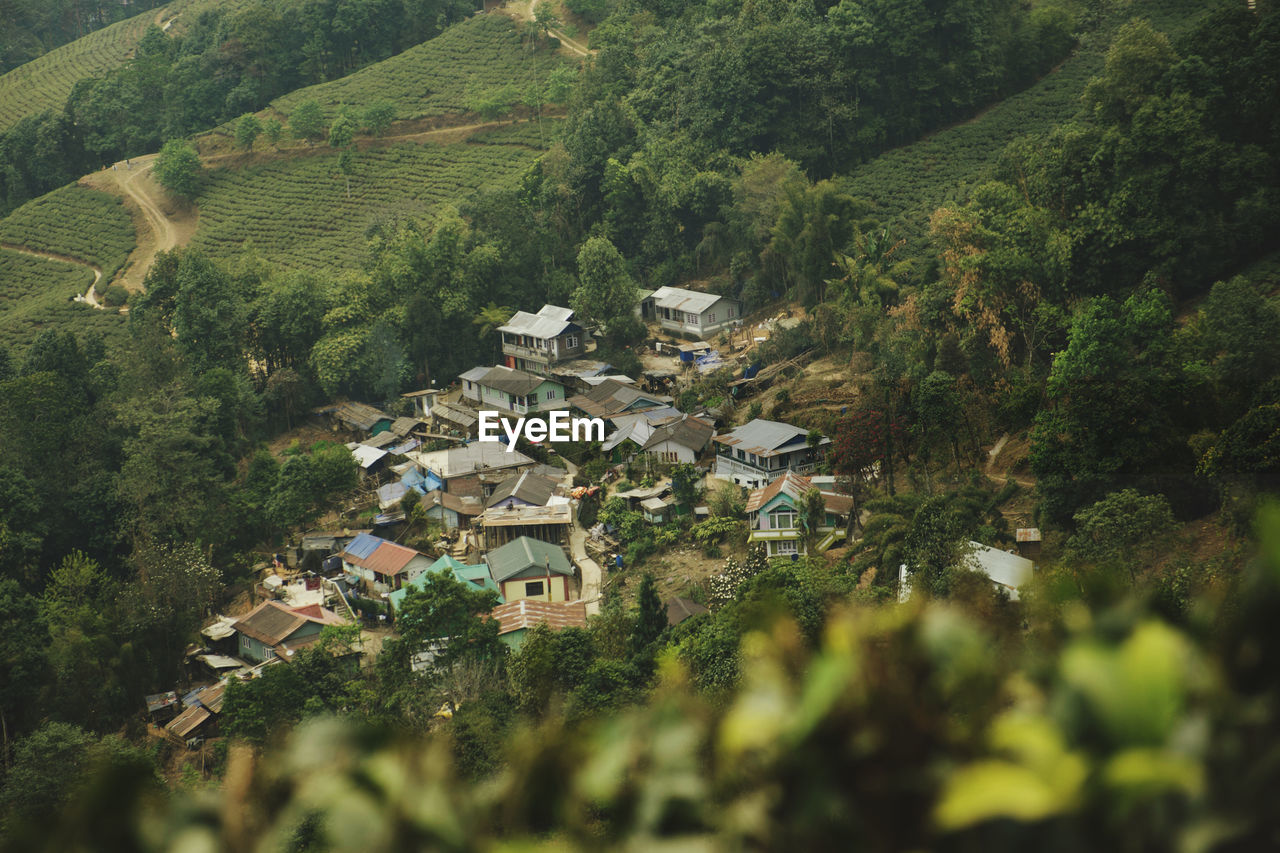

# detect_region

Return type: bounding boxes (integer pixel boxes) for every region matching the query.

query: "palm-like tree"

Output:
[473,302,514,361]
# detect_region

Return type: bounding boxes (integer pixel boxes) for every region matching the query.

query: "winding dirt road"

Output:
[86,155,197,291]
[80,115,557,292]
[1,241,104,308]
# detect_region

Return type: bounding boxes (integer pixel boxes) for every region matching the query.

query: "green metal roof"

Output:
[388,555,502,612]
[484,536,573,583]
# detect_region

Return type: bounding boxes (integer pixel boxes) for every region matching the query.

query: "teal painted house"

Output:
[744,471,853,557]
[388,554,503,613]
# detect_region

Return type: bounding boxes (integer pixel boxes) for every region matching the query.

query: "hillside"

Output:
[0,0,246,135]
[845,0,1208,256]
[0,248,125,351]
[265,14,565,127]
[0,183,138,286]
[190,132,551,272]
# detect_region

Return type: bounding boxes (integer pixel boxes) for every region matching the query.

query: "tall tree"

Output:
[572,236,637,337]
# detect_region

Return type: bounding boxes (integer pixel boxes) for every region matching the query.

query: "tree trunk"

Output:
[883,389,896,497]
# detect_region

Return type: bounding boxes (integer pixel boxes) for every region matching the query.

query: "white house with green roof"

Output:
[388,554,503,613]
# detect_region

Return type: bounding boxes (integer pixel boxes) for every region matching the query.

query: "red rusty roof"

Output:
[492,599,588,636]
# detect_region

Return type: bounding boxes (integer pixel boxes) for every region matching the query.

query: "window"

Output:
[777,540,799,555]
[545,388,557,400]
[566,334,579,349]
[707,313,716,324]
[527,392,538,406]
[728,305,736,318]
[525,581,545,597]
[770,510,799,529]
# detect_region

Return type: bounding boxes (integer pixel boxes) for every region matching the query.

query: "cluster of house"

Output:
[156,288,1041,744]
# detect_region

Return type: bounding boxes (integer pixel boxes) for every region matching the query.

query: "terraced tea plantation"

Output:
[0,249,125,353]
[0,184,137,285]
[270,15,565,126]
[468,117,566,150]
[0,0,245,133]
[190,139,543,272]
[843,0,1206,258]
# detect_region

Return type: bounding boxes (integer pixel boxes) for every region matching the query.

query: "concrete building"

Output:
[639,286,742,338]
[712,418,830,488]
[498,304,589,375]
[459,365,570,416]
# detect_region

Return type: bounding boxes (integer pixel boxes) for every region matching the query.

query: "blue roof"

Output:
[343,532,386,561]
[402,468,429,493]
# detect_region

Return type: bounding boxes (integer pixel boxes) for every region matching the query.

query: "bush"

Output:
[101,284,129,306]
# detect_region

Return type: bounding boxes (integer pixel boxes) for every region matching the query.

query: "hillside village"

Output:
[160,289,1044,743]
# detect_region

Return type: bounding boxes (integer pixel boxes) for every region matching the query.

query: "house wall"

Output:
[237,622,322,663]
[401,555,435,583]
[644,439,699,465]
[654,299,741,338]
[713,449,818,487]
[500,574,570,603]
[490,495,537,510]
[499,627,529,651]
[468,380,570,415]
[424,504,461,530]
[502,331,585,369]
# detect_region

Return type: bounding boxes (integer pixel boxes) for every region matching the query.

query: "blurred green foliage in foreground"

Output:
[10,505,1280,852]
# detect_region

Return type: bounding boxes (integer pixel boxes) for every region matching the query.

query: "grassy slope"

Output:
[190,138,547,272]
[0,249,125,352]
[0,184,137,284]
[0,0,247,135]
[843,0,1209,257]
[268,14,564,126]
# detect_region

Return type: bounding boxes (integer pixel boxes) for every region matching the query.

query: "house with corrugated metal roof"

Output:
[639,286,742,338]
[897,542,1036,603]
[314,401,393,435]
[745,471,853,557]
[568,377,672,426]
[498,304,589,375]
[484,535,575,604]
[486,469,561,509]
[492,598,588,650]
[387,554,503,613]
[712,418,830,488]
[338,532,434,593]
[406,443,536,500]
[458,364,570,416]
[231,600,348,663]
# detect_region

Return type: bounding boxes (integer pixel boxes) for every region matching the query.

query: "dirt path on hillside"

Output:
[200,118,545,165]
[0,241,104,308]
[78,114,551,292]
[559,458,602,616]
[84,156,198,292]
[505,0,592,57]
[985,432,1036,489]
